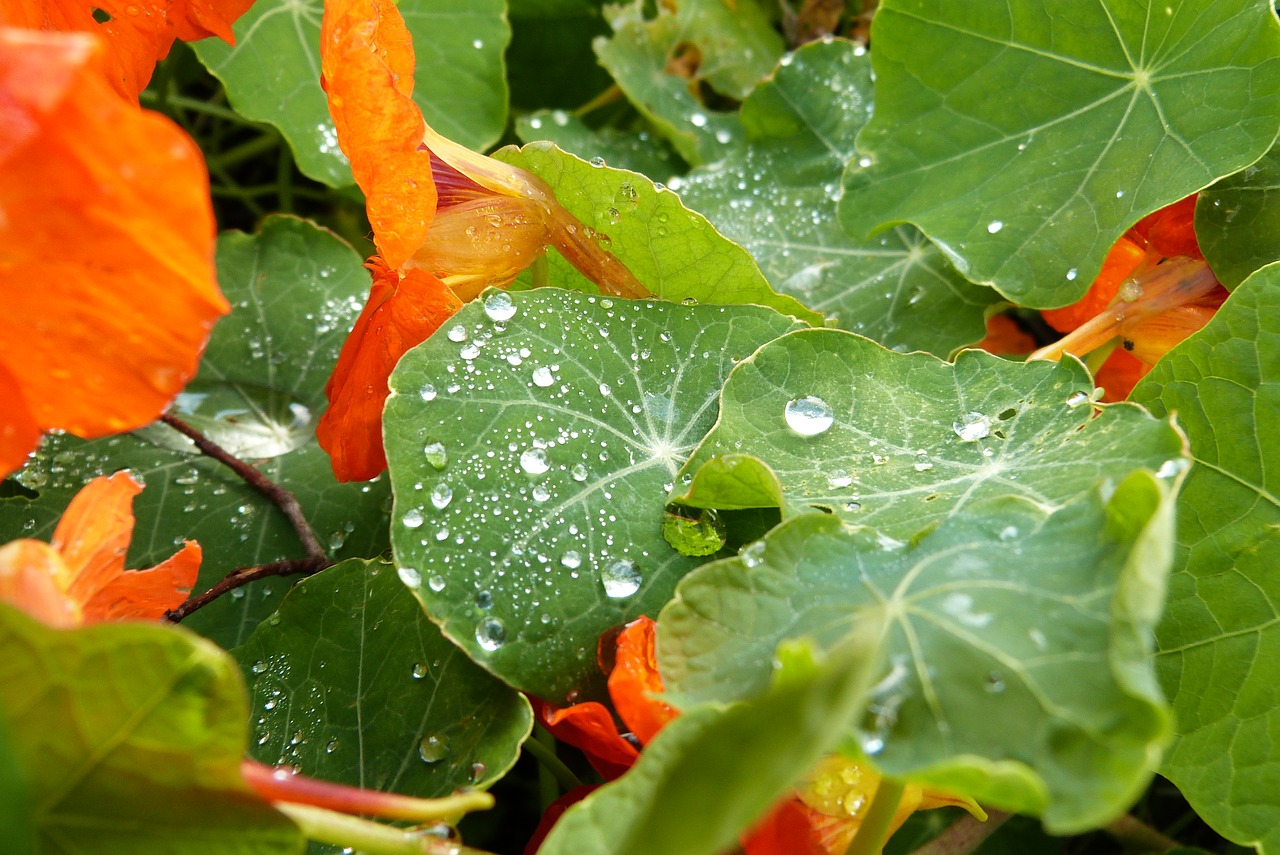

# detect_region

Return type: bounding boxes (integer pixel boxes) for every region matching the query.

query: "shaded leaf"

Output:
[516,110,684,179]
[0,604,301,854]
[507,1,613,110]
[676,39,997,355]
[1197,143,1280,289]
[191,0,510,186]
[0,218,391,649]
[839,0,1280,307]
[661,472,1177,833]
[383,288,803,701]
[0,716,33,855]
[1131,264,1280,854]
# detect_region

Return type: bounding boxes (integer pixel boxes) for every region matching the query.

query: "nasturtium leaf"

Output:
[383,288,804,701]
[593,0,774,165]
[0,717,33,855]
[1130,265,1280,854]
[0,218,391,649]
[507,1,613,110]
[660,473,1177,833]
[191,0,509,186]
[839,0,1280,308]
[0,604,302,854]
[1197,143,1280,289]
[675,39,997,355]
[538,633,880,855]
[670,329,1188,546]
[516,110,684,180]
[234,558,531,796]
[497,143,823,324]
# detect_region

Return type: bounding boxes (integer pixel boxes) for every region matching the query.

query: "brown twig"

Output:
[909,809,1011,855]
[165,556,331,622]
[1104,813,1181,852]
[160,412,327,559]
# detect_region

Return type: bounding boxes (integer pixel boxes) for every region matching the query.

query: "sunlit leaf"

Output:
[1197,143,1280,289]
[0,218,390,649]
[839,0,1280,307]
[234,558,531,796]
[0,604,302,854]
[676,39,997,355]
[1131,264,1280,854]
[191,0,510,186]
[383,288,803,701]
[661,473,1177,833]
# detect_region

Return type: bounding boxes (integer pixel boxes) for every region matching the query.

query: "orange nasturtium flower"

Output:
[316,0,647,482]
[0,472,200,627]
[4,0,253,99]
[527,617,981,855]
[0,27,228,478]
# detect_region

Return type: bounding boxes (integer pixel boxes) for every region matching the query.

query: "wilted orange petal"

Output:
[317,259,461,482]
[320,0,436,269]
[409,195,552,300]
[1042,236,1146,333]
[0,28,227,475]
[0,540,81,628]
[0,363,40,477]
[1133,194,1201,259]
[973,314,1035,356]
[608,616,677,746]
[531,698,639,781]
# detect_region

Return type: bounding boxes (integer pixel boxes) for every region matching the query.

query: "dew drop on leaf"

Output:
[532,366,555,387]
[476,616,507,651]
[446,325,468,343]
[601,559,642,598]
[571,463,589,482]
[952,412,992,441]
[430,483,453,509]
[250,660,267,674]
[424,442,449,470]
[411,663,428,679]
[784,396,834,436]
[483,291,517,322]
[520,448,550,474]
[740,540,767,568]
[402,508,425,529]
[398,566,422,587]
[560,550,582,569]
[418,734,450,763]
[662,506,727,557]
[428,574,446,592]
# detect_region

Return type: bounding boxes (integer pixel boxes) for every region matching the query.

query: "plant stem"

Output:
[206,132,282,172]
[526,727,585,794]
[160,413,327,560]
[274,803,495,855]
[1104,813,1181,852]
[909,810,1010,855]
[139,91,259,124]
[164,556,330,622]
[843,778,905,855]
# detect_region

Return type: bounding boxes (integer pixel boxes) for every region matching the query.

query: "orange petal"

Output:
[0,540,82,628]
[1132,194,1201,259]
[0,27,227,471]
[317,259,461,482]
[531,698,639,781]
[0,363,41,477]
[1095,348,1151,403]
[973,314,1035,356]
[741,798,831,855]
[1042,236,1146,333]
[320,0,437,269]
[80,540,200,622]
[608,616,677,746]
[524,785,599,855]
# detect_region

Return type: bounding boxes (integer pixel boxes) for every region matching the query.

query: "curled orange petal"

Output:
[1132,194,1201,260]
[0,27,228,478]
[0,540,82,628]
[317,259,461,482]
[1042,236,1147,333]
[531,698,639,781]
[608,616,677,746]
[973,314,1035,356]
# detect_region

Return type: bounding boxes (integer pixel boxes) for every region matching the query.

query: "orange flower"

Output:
[316,0,647,481]
[4,0,253,99]
[0,27,228,478]
[0,472,201,627]
[973,314,1035,356]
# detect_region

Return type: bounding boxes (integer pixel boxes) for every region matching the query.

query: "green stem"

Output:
[526,727,584,794]
[843,778,906,855]
[275,803,494,855]
[207,157,267,219]
[277,141,295,213]
[139,91,250,123]
[206,132,281,172]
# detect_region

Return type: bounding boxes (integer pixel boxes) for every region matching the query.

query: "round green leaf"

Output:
[0,218,391,649]
[0,605,301,854]
[676,39,998,355]
[191,0,510,186]
[235,559,531,797]
[383,288,803,701]
[671,329,1188,546]
[1197,143,1280,289]
[839,0,1280,307]
[660,474,1177,833]
[1131,264,1280,854]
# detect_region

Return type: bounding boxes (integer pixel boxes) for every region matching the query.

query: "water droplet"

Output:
[532,366,555,387]
[1156,458,1188,478]
[424,442,449,470]
[483,291,517,322]
[250,660,267,674]
[827,470,853,489]
[953,412,991,441]
[520,448,550,474]
[861,736,884,755]
[1065,391,1090,408]
[999,525,1019,541]
[601,559,642,598]
[475,590,493,610]
[532,484,551,502]
[571,463,589,482]
[446,325,467,343]
[784,396,834,436]
[412,663,428,679]
[460,343,480,360]
[418,734,449,763]
[430,483,453,509]
[984,672,1006,694]
[589,156,606,167]
[606,207,621,224]
[428,574,446,591]
[1066,268,1078,281]
[475,616,507,651]
[662,506,726,557]
[913,451,933,472]
[398,566,422,587]
[690,112,708,127]
[740,540,766,568]
[325,737,339,754]
[599,382,611,396]
[402,508,425,528]
[560,550,582,569]
[471,761,487,783]
[987,220,1003,234]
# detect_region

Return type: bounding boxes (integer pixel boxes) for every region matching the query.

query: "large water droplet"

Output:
[560,550,582,569]
[418,734,450,763]
[398,566,422,587]
[571,463,589,482]
[601,559,642,598]
[952,412,991,441]
[784,396,834,436]
[446,325,468,343]
[402,508,425,529]
[430,483,453,509]
[420,384,437,402]
[483,291,517,322]
[428,574,446,592]
[411,663,428,679]
[1065,391,1090,408]
[532,366,555,387]
[740,540,766,568]
[250,659,267,674]
[424,442,449,470]
[520,448,550,475]
[475,616,507,651]
[662,506,726,557]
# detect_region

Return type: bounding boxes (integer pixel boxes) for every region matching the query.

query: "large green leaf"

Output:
[191,0,510,186]
[234,558,531,796]
[538,634,880,855]
[383,288,803,701]
[0,717,33,855]
[498,143,823,324]
[1197,143,1280,289]
[670,329,1188,543]
[1131,265,1280,853]
[0,605,301,854]
[660,472,1177,833]
[675,39,997,355]
[839,0,1280,308]
[0,218,390,649]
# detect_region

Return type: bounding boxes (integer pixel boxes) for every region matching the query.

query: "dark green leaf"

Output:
[0,716,33,855]
[1197,143,1280,289]
[840,0,1280,307]
[1131,264,1280,853]
[383,288,803,700]
[507,2,613,111]
[234,558,532,796]
[0,605,301,854]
